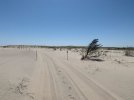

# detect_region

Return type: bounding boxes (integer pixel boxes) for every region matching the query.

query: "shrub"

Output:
[125,49,134,57]
[81,39,102,60]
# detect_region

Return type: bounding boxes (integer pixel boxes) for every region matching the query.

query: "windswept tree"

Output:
[81,39,102,60]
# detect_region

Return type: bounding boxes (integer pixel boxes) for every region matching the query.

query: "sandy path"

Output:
[0,48,133,100]
[29,49,124,100]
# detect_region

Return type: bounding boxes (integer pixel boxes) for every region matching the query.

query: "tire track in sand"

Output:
[45,52,124,100]
[29,51,58,100]
[43,53,83,100]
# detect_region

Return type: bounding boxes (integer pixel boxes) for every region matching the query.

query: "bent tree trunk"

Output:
[82,39,102,60]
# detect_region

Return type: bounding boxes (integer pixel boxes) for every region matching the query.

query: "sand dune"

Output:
[0,48,134,100]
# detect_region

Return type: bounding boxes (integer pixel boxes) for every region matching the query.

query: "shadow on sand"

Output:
[82,56,104,62]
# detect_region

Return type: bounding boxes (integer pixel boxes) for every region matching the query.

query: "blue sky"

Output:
[0,0,134,47]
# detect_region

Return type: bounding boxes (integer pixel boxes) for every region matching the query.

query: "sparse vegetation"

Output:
[125,49,134,57]
[81,39,102,60]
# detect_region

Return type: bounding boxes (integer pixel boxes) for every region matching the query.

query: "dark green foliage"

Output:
[81,39,102,60]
